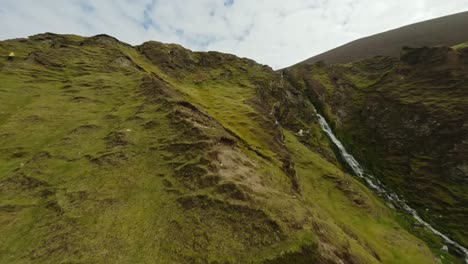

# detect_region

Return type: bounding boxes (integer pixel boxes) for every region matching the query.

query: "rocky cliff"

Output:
[285,43,468,258]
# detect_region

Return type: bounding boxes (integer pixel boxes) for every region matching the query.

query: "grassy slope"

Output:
[286,44,468,262]
[0,34,436,263]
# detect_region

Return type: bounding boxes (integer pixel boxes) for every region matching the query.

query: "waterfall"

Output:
[316,113,468,263]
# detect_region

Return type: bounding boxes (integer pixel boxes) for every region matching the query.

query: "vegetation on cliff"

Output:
[286,43,468,261]
[0,33,445,263]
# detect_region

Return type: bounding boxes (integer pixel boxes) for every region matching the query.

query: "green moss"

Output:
[452,42,468,50]
[283,130,435,264]
[286,49,468,263]
[0,34,439,263]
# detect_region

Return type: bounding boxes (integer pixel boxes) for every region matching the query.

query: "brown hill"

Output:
[295,11,468,65]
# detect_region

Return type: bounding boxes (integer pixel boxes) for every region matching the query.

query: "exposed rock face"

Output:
[287,45,468,248]
[400,46,452,65]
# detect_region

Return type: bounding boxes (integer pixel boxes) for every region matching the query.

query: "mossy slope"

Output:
[286,43,468,261]
[0,33,436,263]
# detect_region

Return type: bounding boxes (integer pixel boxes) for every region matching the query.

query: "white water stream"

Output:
[316,113,468,263]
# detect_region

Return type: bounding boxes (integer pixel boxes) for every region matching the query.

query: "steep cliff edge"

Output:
[285,44,468,255]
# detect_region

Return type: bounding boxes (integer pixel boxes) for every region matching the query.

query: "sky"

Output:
[1,0,467,69]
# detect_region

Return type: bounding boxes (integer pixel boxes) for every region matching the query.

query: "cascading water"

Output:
[316,113,468,263]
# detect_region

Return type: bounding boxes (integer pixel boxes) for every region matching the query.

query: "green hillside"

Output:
[286,43,468,258]
[0,33,448,263]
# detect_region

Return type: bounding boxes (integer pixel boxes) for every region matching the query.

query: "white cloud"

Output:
[1,0,467,69]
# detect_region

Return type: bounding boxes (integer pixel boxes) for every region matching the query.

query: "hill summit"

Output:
[295,11,468,65]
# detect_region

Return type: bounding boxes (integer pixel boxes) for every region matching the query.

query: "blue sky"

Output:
[1,0,468,68]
